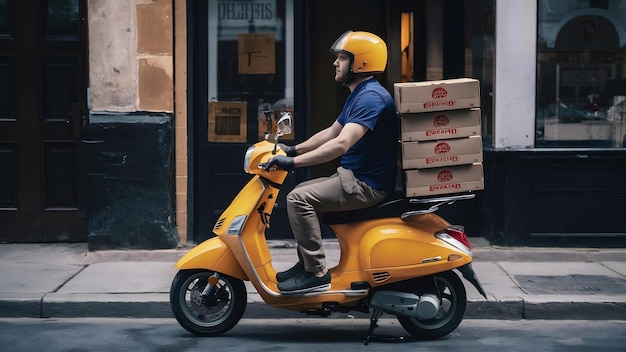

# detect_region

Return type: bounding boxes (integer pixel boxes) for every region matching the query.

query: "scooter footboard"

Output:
[175,237,247,280]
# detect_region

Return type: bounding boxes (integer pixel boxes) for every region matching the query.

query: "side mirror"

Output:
[272,112,293,155]
[276,112,292,137]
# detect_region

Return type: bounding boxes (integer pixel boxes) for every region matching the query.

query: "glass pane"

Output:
[45,0,79,37]
[0,0,10,35]
[470,0,495,147]
[536,0,626,148]
[211,0,288,143]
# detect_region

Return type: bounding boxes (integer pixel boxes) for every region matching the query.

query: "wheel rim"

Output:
[178,271,237,328]
[409,274,458,329]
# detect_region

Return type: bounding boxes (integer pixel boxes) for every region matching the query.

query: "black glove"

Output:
[278,143,297,157]
[263,155,295,172]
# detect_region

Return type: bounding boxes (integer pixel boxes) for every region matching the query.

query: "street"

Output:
[1,318,624,351]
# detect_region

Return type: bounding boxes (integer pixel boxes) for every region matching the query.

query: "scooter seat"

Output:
[323,192,418,225]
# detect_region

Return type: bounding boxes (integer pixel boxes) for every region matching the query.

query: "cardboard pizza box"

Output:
[394,78,480,113]
[401,136,483,169]
[400,108,481,141]
[404,163,484,197]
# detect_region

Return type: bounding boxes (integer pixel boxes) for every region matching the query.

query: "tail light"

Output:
[445,225,472,249]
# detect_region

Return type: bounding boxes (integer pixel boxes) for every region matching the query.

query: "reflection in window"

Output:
[400,12,414,82]
[211,0,287,144]
[45,0,79,36]
[471,0,495,147]
[536,0,626,148]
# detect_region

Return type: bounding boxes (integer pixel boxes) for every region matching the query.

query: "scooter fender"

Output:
[175,237,247,281]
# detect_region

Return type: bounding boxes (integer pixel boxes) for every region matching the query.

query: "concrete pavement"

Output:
[1,239,625,320]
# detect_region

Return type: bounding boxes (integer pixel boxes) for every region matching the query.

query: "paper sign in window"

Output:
[238,33,275,74]
[208,101,247,143]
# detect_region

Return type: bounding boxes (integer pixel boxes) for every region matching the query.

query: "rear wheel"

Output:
[397,270,466,340]
[170,269,246,336]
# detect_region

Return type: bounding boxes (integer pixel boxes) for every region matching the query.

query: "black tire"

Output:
[397,270,467,340]
[170,269,246,337]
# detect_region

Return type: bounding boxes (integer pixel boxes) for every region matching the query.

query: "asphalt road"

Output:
[1,318,624,351]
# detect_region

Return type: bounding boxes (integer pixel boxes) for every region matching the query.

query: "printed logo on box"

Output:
[424,101,455,109]
[433,114,450,127]
[426,128,457,137]
[432,87,448,99]
[426,156,458,164]
[431,170,461,191]
[430,183,462,191]
[437,170,453,182]
[434,142,451,154]
[421,87,457,109]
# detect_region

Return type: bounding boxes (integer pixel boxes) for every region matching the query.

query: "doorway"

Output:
[189,0,296,242]
[0,0,88,242]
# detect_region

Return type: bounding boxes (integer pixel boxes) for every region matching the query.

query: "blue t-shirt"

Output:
[337,78,398,192]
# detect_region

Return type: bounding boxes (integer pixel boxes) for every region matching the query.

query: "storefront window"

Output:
[208,0,292,144]
[536,0,626,148]
[472,0,495,146]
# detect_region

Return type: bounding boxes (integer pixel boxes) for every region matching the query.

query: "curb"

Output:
[2,296,625,320]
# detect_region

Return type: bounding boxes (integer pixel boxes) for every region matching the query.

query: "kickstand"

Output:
[363,309,404,345]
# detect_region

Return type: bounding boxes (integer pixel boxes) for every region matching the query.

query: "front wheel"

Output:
[170,269,246,336]
[397,270,467,340]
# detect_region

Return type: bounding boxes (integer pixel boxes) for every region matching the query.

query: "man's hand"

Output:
[278,143,297,157]
[263,155,295,172]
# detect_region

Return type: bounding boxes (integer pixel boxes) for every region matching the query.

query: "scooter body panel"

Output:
[175,237,248,281]
[324,216,470,283]
[335,214,472,284]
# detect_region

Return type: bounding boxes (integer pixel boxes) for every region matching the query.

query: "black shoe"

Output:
[276,261,305,282]
[277,270,331,294]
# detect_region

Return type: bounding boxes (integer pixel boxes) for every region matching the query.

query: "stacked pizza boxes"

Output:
[393,78,484,197]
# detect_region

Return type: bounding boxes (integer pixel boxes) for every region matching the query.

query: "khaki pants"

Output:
[286,167,389,272]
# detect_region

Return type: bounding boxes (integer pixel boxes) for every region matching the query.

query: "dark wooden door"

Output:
[0,0,87,242]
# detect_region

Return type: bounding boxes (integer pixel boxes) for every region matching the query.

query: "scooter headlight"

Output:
[243,146,255,173]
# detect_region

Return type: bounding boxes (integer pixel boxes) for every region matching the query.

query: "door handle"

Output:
[69,103,85,138]
[66,113,73,137]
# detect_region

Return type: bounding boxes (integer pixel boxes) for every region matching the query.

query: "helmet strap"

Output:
[343,72,356,86]
[342,58,356,86]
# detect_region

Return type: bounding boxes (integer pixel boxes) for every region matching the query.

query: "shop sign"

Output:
[217,0,282,41]
[208,101,247,143]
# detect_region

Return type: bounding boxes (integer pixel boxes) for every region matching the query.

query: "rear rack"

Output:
[401,193,476,218]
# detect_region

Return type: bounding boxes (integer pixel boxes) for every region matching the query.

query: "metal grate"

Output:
[515,275,626,295]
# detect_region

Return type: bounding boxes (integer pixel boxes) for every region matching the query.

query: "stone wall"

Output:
[85,0,181,249]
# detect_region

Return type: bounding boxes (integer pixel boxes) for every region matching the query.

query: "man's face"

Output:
[333,53,351,83]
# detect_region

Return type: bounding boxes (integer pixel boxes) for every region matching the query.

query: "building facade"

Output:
[1,0,624,248]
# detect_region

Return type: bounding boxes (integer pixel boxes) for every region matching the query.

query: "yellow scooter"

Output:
[170,113,486,344]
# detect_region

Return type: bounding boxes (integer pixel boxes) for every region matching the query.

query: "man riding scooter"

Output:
[263,30,398,294]
[171,30,486,341]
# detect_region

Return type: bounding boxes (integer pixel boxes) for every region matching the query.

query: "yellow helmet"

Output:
[330,30,388,74]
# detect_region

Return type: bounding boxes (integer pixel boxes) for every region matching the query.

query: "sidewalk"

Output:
[1,239,625,320]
